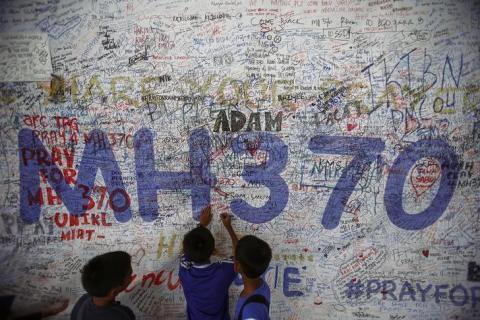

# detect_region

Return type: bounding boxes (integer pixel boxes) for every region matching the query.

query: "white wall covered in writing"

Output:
[0,0,479,319]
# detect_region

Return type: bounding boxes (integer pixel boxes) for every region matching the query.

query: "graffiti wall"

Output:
[1,0,479,318]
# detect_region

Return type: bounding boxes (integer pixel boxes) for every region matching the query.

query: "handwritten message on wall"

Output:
[0,0,479,319]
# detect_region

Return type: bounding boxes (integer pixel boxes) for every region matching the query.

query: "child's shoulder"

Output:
[72,294,135,320]
[98,302,135,319]
[258,279,271,295]
[113,303,136,320]
[181,255,234,266]
[213,257,235,271]
[180,255,194,269]
[216,256,234,264]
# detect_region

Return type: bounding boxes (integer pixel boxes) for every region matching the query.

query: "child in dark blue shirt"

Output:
[179,206,239,320]
[71,251,135,320]
[233,235,272,320]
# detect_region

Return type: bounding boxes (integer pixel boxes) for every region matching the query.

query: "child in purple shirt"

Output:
[233,235,272,320]
[179,206,239,320]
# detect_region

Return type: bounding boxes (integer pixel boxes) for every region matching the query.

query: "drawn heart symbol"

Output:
[347,123,357,131]
[422,249,429,257]
[245,136,261,156]
[410,158,441,197]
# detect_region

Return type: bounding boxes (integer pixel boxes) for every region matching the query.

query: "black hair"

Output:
[235,235,272,278]
[81,251,132,297]
[183,226,215,264]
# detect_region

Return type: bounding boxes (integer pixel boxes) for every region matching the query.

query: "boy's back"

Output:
[233,235,272,320]
[179,256,236,320]
[233,280,270,320]
[71,294,135,320]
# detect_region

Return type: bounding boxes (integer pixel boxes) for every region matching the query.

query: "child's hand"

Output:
[42,299,69,317]
[199,206,212,227]
[220,212,232,228]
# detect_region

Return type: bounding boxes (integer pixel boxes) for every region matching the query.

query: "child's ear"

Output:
[110,286,121,298]
[113,278,130,296]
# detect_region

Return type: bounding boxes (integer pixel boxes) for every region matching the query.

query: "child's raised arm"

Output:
[220,213,238,255]
[198,206,212,228]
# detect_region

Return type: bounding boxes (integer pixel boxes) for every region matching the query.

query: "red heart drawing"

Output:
[347,123,357,131]
[410,158,441,197]
[422,249,429,257]
[246,136,261,156]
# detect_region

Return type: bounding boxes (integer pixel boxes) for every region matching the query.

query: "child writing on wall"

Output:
[71,251,135,320]
[179,206,239,320]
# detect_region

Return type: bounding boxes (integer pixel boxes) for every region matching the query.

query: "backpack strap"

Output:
[238,294,269,320]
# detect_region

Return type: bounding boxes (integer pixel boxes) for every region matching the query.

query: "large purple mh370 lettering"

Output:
[18,128,459,230]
